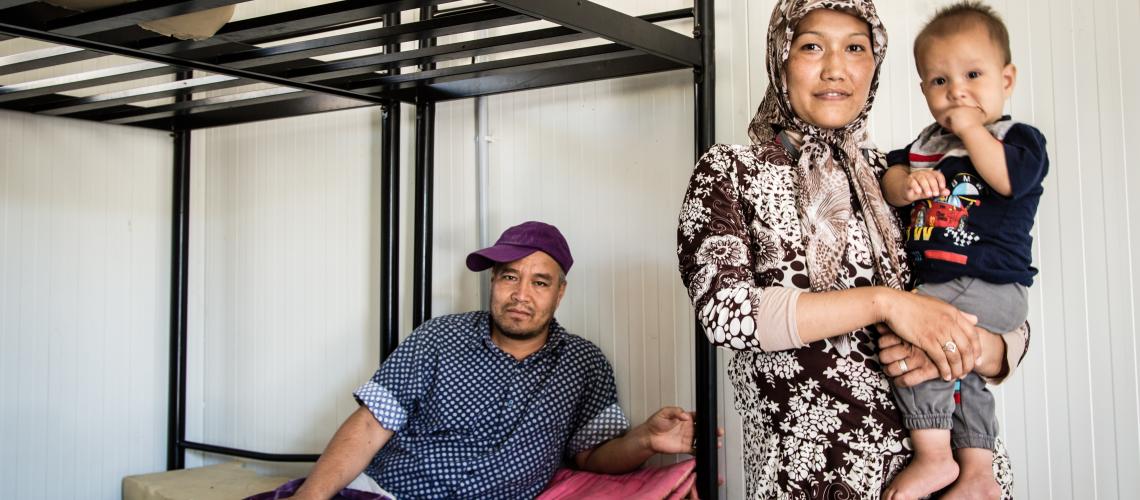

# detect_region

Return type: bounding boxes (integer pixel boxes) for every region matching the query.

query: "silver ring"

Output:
[897,359,909,373]
[942,340,958,353]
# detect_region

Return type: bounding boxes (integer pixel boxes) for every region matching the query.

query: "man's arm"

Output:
[292,407,394,500]
[573,406,718,474]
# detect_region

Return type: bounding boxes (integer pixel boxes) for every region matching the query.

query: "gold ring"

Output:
[898,359,908,372]
[942,340,958,353]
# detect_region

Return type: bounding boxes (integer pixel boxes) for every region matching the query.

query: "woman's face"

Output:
[785,9,875,130]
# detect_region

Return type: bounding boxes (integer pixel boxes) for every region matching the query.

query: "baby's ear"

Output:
[1002,63,1017,97]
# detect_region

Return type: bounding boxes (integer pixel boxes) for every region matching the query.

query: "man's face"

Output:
[489,251,566,341]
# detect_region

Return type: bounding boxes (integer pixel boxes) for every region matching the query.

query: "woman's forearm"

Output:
[796,286,894,344]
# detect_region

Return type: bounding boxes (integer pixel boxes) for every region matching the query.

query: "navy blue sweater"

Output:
[887,118,1048,286]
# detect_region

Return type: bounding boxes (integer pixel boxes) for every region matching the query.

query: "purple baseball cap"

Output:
[466,221,574,274]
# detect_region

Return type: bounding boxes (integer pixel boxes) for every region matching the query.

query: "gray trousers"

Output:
[892,277,1028,450]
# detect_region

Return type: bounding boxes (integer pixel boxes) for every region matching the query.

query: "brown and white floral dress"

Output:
[677,140,1018,499]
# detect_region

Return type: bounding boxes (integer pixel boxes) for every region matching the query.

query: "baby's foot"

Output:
[942,449,1001,500]
[882,453,959,500]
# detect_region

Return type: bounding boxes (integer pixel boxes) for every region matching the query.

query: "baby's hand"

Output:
[941,105,986,135]
[905,169,950,202]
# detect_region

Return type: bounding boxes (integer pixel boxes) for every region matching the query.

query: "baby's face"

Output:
[917,25,1016,130]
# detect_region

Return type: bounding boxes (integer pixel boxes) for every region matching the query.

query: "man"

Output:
[294,221,702,499]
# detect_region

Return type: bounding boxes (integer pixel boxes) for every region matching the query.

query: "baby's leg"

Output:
[883,428,958,500]
[884,281,973,500]
[943,374,1001,499]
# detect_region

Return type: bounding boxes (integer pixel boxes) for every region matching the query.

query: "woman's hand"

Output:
[879,289,980,380]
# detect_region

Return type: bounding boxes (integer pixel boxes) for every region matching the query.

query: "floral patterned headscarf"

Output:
[749,0,909,299]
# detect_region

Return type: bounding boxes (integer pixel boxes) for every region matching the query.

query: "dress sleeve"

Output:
[352,327,433,433]
[982,322,1031,385]
[677,145,805,353]
[565,350,629,456]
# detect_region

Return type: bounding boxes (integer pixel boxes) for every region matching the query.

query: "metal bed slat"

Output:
[107,86,303,125]
[488,0,700,66]
[0,0,461,76]
[0,61,175,103]
[356,43,637,90]
[216,5,532,70]
[0,45,88,76]
[2,9,695,126]
[69,42,665,124]
[283,26,586,83]
[395,52,682,101]
[208,0,457,45]
[0,20,385,104]
[39,74,242,115]
[286,9,692,85]
[8,4,545,115]
[1,3,698,127]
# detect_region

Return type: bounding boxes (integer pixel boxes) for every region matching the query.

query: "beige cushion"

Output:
[122,462,295,500]
[45,1,234,40]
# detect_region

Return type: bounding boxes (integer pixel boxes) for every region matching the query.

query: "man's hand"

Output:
[876,325,941,388]
[577,407,724,474]
[904,169,950,202]
[641,406,724,455]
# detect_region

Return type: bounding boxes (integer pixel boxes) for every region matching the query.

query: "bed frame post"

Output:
[412,6,437,330]
[166,69,192,471]
[693,0,718,497]
[379,11,402,361]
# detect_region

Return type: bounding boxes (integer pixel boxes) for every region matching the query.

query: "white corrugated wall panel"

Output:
[0,109,171,499]
[186,105,418,466]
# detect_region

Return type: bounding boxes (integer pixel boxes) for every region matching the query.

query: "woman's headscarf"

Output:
[749,0,909,301]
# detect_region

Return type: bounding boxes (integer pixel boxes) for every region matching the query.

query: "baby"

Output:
[880,2,1049,499]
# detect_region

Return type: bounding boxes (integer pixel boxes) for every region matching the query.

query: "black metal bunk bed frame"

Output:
[0,0,718,496]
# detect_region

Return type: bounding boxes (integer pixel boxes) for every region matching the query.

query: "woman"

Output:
[676,0,1026,497]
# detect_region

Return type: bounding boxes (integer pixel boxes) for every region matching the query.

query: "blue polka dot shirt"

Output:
[353,311,630,499]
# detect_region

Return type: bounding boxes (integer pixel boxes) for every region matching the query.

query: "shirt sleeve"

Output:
[565,350,629,456]
[353,328,433,433]
[886,144,912,166]
[677,144,805,353]
[1002,124,1049,200]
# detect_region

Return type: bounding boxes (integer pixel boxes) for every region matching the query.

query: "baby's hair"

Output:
[914,1,1011,67]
